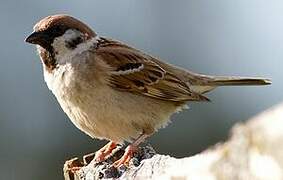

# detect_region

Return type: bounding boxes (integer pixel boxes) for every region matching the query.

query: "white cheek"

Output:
[51,30,98,66]
[52,29,80,61]
[52,37,71,60]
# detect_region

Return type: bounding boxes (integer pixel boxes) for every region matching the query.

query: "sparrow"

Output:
[25,14,271,167]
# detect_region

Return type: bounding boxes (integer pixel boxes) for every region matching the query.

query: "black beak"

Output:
[25,31,46,44]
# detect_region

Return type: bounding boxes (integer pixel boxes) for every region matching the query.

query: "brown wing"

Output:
[94,37,209,102]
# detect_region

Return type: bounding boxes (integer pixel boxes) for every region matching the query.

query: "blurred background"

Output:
[0,0,282,179]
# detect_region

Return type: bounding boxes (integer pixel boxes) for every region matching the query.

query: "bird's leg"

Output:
[113,133,149,167]
[94,141,117,162]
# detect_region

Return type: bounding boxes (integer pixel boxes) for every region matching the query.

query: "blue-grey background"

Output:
[0,0,282,179]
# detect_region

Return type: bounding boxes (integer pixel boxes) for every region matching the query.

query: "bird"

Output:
[25,14,271,167]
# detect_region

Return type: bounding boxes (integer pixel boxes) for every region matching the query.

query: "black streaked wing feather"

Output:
[95,38,209,102]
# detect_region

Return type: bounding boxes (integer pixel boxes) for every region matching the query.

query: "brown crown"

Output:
[34,14,96,38]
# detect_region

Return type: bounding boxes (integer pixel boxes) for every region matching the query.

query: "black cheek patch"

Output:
[66,37,84,49]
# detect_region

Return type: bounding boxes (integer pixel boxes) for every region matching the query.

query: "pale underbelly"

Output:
[55,85,183,143]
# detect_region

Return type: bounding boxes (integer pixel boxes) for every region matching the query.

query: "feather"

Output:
[94,38,209,102]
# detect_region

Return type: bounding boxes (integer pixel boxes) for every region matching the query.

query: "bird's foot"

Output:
[112,144,137,167]
[94,141,117,163]
[69,166,81,173]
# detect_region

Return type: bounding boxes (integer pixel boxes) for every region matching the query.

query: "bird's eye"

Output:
[54,25,66,34]
[46,25,68,38]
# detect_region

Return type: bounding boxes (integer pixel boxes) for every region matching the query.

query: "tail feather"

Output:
[190,75,271,94]
[206,76,271,86]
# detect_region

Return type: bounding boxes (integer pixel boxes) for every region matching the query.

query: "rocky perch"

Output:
[64,103,283,180]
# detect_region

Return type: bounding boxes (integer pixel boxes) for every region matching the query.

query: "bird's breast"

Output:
[42,61,184,143]
[43,63,100,135]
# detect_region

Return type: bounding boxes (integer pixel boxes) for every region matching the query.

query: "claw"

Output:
[112,133,150,167]
[69,166,81,173]
[94,141,117,162]
[112,145,137,167]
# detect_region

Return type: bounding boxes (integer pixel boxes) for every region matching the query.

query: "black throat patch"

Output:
[38,46,57,73]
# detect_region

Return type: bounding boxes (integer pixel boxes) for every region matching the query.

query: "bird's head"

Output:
[25,14,96,71]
